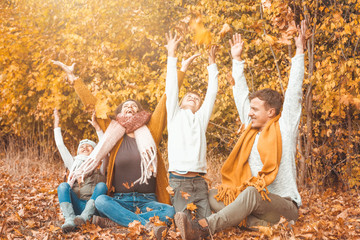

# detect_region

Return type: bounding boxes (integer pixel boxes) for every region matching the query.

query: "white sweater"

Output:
[232,54,304,206]
[166,57,218,173]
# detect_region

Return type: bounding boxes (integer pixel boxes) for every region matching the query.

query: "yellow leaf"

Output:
[186,203,197,211]
[219,23,232,37]
[264,34,276,45]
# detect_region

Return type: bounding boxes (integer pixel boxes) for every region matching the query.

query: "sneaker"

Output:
[145,222,168,240]
[174,212,210,240]
[92,215,119,228]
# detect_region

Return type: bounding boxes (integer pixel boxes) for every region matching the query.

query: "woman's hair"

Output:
[113,99,144,117]
[249,88,283,115]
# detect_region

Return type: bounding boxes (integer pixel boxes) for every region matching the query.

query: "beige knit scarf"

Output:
[68,111,157,187]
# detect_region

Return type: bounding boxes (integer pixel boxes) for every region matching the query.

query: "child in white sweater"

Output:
[165,32,218,219]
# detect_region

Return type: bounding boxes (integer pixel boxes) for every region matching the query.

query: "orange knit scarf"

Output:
[215,115,282,206]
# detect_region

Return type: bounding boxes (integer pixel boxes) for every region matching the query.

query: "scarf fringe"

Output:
[133,126,157,185]
[215,175,271,206]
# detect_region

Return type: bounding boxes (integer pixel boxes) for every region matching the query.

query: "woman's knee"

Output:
[95,194,111,210]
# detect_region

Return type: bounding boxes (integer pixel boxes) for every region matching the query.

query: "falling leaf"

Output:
[219,23,232,37]
[122,182,134,189]
[264,34,276,45]
[166,186,174,196]
[190,16,212,46]
[180,191,191,200]
[261,0,271,9]
[186,203,197,211]
[135,207,141,214]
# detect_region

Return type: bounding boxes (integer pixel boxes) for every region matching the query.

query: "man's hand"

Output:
[54,108,60,128]
[208,45,218,65]
[180,53,201,72]
[229,33,244,61]
[51,60,77,84]
[165,31,182,58]
[88,111,101,131]
[294,20,307,55]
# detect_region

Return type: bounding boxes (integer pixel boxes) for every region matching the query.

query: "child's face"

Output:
[78,143,94,156]
[180,93,201,113]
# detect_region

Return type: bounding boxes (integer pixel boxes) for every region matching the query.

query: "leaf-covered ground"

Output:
[0,158,359,240]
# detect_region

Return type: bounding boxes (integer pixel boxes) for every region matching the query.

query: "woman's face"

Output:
[120,100,139,117]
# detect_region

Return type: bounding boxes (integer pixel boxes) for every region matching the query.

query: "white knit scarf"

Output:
[67,111,157,187]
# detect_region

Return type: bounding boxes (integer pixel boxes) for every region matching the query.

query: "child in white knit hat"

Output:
[54,109,108,233]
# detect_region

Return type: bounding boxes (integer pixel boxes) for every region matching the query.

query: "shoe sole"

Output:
[174,212,188,240]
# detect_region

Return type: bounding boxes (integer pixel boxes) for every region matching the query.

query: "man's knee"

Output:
[208,188,225,213]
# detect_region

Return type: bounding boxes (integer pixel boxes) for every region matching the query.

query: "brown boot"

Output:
[145,222,168,240]
[174,212,210,240]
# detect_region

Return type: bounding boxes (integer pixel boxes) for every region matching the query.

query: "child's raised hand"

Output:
[180,53,201,72]
[208,45,218,65]
[165,31,182,58]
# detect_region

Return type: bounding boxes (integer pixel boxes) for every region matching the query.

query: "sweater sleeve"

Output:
[54,127,74,170]
[197,63,219,125]
[232,59,251,126]
[73,78,109,131]
[165,57,180,122]
[280,54,305,134]
[148,66,185,146]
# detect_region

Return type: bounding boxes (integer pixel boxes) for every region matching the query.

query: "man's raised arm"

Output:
[230,33,251,127]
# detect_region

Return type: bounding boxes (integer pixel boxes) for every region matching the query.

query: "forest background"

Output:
[0,0,359,239]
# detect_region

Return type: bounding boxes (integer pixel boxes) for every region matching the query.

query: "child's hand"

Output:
[165,31,182,58]
[208,45,218,65]
[180,53,201,72]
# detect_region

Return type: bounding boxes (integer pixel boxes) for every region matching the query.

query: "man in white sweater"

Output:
[165,32,218,219]
[175,20,307,240]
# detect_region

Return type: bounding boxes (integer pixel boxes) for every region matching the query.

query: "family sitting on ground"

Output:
[52,20,307,240]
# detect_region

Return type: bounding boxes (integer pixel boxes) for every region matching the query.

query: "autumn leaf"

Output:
[219,23,232,37]
[166,186,174,196]
[146,207,153,212]
[190,16,212,46]
[180,191,191,200]
[122,182,134,189]
[186,203,197,211]
[263,34,276,45]
[261,0,271,9]
[135,207,141,214]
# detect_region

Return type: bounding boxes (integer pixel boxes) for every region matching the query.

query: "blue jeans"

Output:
[57,182,107,215]
[95,192,175,226]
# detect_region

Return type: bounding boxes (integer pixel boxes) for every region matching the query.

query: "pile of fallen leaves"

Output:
[0,158,359,239]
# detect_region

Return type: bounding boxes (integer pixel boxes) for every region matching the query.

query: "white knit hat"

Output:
[77,139,96,154]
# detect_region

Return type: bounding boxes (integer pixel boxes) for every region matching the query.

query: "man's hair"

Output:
[249,88,283,115]
[114,99,144,116]
[180,91,202,106]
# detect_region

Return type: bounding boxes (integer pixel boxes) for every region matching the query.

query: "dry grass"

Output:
[0,136,64,179]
